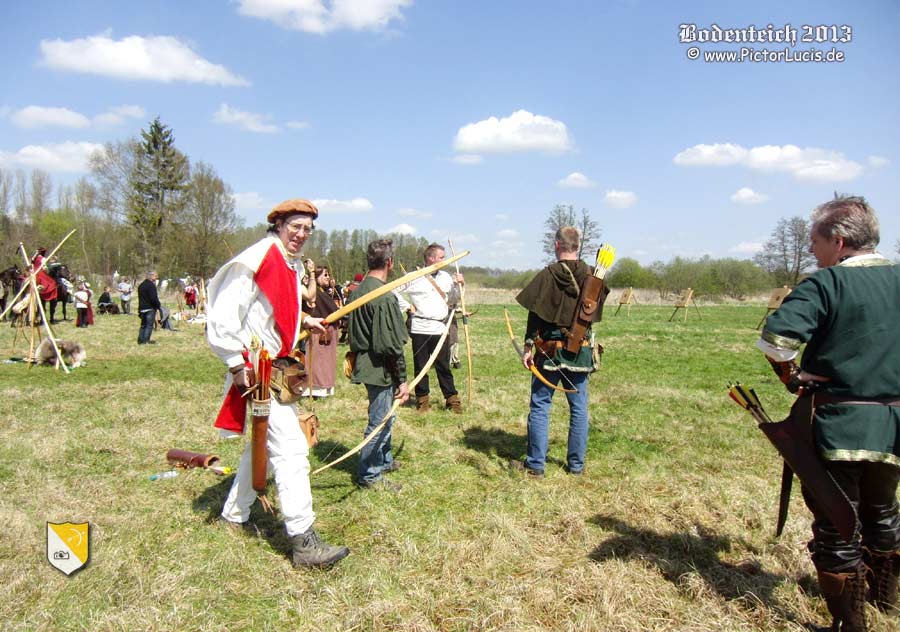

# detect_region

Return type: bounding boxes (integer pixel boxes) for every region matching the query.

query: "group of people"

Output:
[202,194,900,632]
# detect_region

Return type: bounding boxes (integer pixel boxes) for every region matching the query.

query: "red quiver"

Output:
[166,449,221,469]
[565,276,605,353]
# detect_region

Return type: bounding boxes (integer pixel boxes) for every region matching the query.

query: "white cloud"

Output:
[214,104,279,133]
[232,192,271,214]
[237,0,413,34]
[286,120,309,130]
[312,197,374,213]
[494,213,509,221]
[0,141,104,173]
[431,231,480,246]
[868,155,889,168]
[39,34,248,86]
[11,106,90,129]
[452,154,483,165]
[674,142,864,182]
[10,104,146,129]
[94,105,146,126]
[730,187,768,204]
[396,207,432,218]
[387,223,416,235]
[730,241,764,255]
[604,190,637,209]
[497,228,519,239]
[557,172,596,188]
[453,109,572,154]
[673,143,748,166]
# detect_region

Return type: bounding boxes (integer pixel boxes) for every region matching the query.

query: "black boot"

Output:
[818,567,867,632]
[864,548,900,615]
[290,528,349,568]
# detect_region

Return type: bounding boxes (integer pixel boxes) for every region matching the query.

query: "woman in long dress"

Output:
[304,266,340,398]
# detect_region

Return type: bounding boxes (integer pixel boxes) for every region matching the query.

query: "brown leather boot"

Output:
[445,394,462,414]
[864,548,900,614]
[416,395,430,412]
[818,567,868,632]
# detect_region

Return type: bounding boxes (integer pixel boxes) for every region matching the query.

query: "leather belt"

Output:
[814,393,900,407]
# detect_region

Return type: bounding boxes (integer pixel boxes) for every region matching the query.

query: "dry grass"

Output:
[1,305,897,631]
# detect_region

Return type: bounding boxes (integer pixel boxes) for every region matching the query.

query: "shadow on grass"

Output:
[462,425,523,461]
[461,425,566,469]
[588,514,819,629]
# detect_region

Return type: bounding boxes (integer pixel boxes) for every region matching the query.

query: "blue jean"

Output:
[525,367,589,474]
[138,310,155,343]
[357,384,396,484]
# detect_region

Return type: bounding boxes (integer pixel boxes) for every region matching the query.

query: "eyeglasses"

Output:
[285,222,314,234]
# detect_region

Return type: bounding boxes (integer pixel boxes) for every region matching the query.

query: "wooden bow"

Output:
[503,308,575,394]
[297,250,469,344]
[311,310,456,475]
[447,239,473,405]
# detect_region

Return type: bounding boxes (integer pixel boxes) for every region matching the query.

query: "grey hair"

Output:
[555,226,581,254]
[367,239,394,270]
[810,194,880,251]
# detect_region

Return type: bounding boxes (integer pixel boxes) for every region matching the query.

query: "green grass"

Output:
[1,304,896,631]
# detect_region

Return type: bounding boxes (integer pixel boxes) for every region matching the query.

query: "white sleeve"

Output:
[206,265,258,368]
[393,289,411,312]
[755,337,799,362]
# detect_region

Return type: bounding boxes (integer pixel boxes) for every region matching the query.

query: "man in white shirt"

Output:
[394,243,464,413]
[207,198,348,569]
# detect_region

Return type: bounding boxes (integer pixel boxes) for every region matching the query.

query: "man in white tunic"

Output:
[207,198,349,568]
[394,243,464,413]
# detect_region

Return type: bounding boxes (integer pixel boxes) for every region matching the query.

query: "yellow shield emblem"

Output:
[47,522,90,576]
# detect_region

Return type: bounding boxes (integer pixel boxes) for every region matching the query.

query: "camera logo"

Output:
[47,522,90,576]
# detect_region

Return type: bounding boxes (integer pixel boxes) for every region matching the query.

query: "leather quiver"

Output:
[250,399,271,494]
[565,276,605,353]
[166,449,220,469]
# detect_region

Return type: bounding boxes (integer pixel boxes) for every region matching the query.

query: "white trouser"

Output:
[220,399,315,536]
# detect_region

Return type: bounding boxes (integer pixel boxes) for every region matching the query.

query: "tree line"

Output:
[3,118,894,293]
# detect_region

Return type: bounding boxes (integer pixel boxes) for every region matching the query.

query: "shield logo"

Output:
[47,522,90,576]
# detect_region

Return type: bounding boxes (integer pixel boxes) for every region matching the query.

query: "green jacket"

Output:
[348,275,408,387]
[762,255,900,465]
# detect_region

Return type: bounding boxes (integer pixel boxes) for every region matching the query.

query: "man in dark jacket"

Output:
[137,270,161,344]
[348,240,410,490]
[758,195,900,631]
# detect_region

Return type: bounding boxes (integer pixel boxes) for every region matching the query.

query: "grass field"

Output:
[1,302,897,631]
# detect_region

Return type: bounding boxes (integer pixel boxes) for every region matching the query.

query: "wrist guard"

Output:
[766,357,816,394]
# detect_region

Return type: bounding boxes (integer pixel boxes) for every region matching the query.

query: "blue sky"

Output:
[2,0,898,270]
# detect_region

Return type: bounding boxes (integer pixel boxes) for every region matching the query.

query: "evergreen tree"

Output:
[128,118,190,268]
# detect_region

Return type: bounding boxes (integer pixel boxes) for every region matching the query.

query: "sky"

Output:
[2,0,898,270]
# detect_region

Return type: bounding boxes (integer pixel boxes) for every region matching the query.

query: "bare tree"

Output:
[0,168,12,217]
[14,170,28,221]
[181,162,239,279]
[541,204,601,262]
[753,216,816,286]
[29,169,54,217]
[90,139,142,221]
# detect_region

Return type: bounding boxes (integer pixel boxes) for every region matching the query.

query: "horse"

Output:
[1,265,23,320]
[46,263,72,323]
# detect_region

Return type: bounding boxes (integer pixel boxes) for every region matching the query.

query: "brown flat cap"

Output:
[267,198,319,223]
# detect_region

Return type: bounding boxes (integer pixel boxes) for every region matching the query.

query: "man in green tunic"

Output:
[348,239,410,490]
[758,195,900,631]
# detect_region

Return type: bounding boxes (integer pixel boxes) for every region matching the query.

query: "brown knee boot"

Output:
[864,548,900,615]
[445,394,462,414]
[416,395,430,412]
[818,567,868,632]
